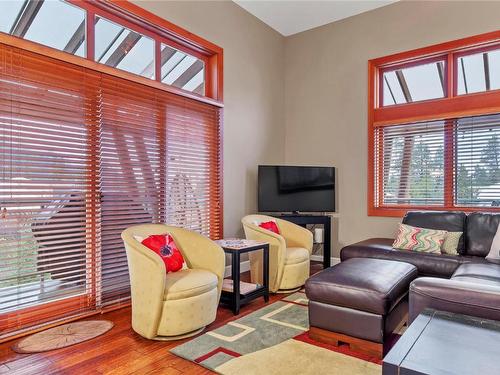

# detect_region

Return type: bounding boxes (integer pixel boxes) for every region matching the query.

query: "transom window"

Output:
[369,31,500,216]
[0,0,214,98]
[382,59,446,106]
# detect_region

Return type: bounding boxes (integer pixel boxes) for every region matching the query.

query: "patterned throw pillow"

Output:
[141,234,185,273]
[441,232,462,255]
[259,220,280,234]
[393,224,447,254]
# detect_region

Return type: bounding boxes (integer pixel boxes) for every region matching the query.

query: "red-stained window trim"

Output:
[368,30,500,217]
[0,0,223,104]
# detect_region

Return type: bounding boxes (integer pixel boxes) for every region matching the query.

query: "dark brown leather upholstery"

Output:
[466,212,500,257]
[335,211,500,328]
[306,258,417,344]
[409,277,500,323]
[452,263,500,281]
[403,211,467,253]
[340,238,462,278]
[306,258,417,315]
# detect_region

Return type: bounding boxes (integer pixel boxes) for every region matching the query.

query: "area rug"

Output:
[170,293,381,374]
[12,320,114,353]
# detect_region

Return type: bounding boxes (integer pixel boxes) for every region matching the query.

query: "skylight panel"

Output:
[163,55,197,85]
[94,17,124,62]
[23,0,85,57]
[382,71,406,105]
[490,50,500,91]
[183,68,205,92]
[0,1,25,34]
[457,48,500,95]
[403,62,444,102]
[457,53,485,94]
[116,36,154,78]
[161,50,186,79]
[382,61,445,106]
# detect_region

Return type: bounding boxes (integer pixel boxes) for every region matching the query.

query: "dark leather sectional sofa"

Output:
[340,211,500,323]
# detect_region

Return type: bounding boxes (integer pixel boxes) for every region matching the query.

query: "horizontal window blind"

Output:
[374,114,500,210]
[100,77,163,306]
[164,96,222,239]
[455,114,500,207]
[0,42,222,338]
[0,46,99,333]
[375,121,445,207]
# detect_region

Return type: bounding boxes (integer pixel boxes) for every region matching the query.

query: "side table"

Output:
[215,239,269,315]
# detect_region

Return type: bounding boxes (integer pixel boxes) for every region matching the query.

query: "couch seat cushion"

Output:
[164,269,218,301]
[305,258,417,315]
[341,238,462,278]
[285,247,309,265]
[452,263,500,283]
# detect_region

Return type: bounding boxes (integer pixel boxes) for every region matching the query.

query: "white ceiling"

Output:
[233,0,398,36]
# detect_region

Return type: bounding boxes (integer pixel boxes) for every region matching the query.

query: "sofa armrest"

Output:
[409,277,500,323]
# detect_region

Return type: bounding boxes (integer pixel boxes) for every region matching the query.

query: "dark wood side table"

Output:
[383,309,500,375]
[215,239,269,315]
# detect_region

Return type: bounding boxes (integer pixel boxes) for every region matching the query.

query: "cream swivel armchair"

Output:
[242,215,313,293]
[121,224,225,340]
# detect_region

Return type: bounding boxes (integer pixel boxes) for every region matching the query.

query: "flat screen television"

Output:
[258,165,335,213]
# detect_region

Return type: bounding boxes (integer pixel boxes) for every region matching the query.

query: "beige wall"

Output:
[133,1,500,256]
[132,0,286,237]
[284,1,500,256]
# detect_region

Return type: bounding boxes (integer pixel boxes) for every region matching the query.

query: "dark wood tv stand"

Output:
[270,213,332,269]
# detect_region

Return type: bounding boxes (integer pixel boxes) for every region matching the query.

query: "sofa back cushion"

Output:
[466,213,500,257]
[402,211,467,254]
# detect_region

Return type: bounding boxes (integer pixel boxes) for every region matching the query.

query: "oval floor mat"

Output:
[12,320,114,353]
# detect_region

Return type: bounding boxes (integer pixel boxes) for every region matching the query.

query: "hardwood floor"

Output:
[0,262,323,375]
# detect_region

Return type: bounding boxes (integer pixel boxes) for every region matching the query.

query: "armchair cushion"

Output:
[285,247,309,265]
[141,234,184,273]
[164,269,218,301]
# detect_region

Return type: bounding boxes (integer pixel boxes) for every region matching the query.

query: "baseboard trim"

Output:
[224,260,250,278]
[310,255,340,265]
[224,256,339,277]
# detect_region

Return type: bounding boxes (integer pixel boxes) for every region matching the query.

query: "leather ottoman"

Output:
[305,258,417,357]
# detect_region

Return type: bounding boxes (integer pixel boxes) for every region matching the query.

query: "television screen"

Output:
[258,165,335,213]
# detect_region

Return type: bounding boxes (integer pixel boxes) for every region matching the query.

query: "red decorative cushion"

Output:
[141,234,184,273]
[259,221,280,234]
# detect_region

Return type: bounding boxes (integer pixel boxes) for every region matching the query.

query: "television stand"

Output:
[271,213,332,268]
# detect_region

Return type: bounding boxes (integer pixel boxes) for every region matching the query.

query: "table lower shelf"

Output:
[219,279,269,312]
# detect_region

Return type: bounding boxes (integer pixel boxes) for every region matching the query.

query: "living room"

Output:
[1,0,500,374]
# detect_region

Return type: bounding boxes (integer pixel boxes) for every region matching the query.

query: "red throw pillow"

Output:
[141,234,184,273]
[259,221,280,234]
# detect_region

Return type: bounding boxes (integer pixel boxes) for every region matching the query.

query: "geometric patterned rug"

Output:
[170,292,381,374]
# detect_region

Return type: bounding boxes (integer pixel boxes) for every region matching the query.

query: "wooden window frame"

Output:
[368,30,500,217]
[0,0,224,105]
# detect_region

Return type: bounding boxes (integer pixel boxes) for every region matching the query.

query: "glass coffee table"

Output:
[383,308,500,374]
[215,238,269,315]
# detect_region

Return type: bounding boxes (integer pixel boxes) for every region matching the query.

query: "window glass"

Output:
[457,48,500,95]
[1,0,86,57]
[94,16,154,79]
[0,1,25,34]
[160,44,205,95]
[378,121,445,206]
[382,61,446,106]
[455,114,500,206]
